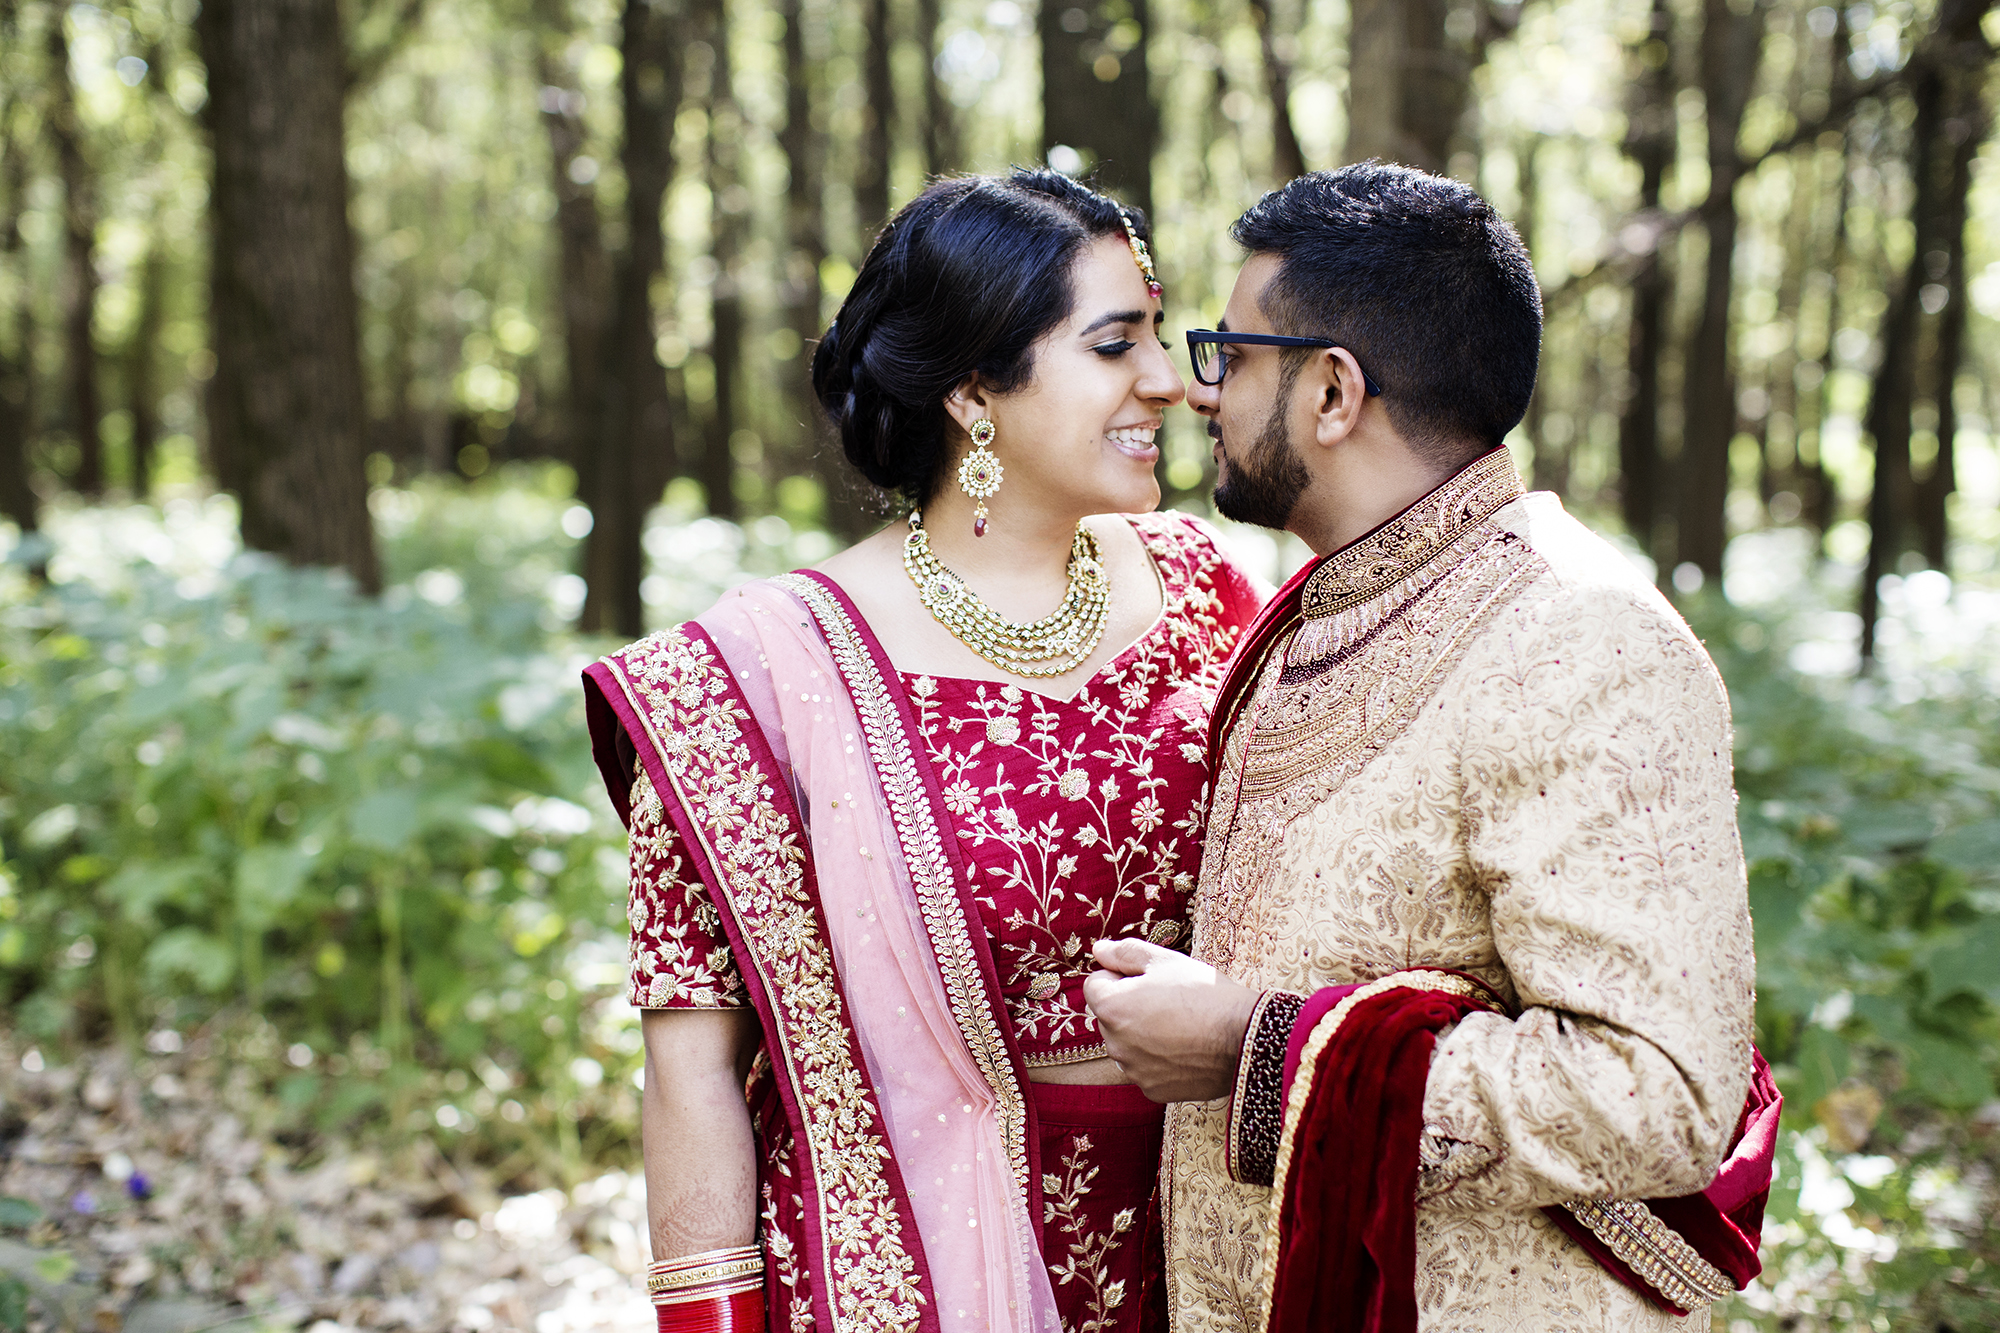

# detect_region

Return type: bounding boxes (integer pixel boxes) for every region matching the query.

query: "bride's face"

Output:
[973,234,1184,520]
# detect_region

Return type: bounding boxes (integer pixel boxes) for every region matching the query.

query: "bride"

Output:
[583,168,1266,1333]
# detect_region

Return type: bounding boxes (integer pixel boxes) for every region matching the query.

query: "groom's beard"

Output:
[1211,401,1309,530]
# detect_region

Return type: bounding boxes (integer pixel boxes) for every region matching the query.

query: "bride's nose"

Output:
[1137,339,1186,407]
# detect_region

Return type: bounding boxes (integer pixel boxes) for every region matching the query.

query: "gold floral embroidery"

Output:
[600,631,923,1333]
[1043,1134,1137,1333]
[775,573,1037,1221]
[627,768,748,1008]
[1196,532,1538,981]
[762,1178,815,1333]
[1294,446,1524,622]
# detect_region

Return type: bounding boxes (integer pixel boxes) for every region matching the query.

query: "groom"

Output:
[1085,164,1775,1332]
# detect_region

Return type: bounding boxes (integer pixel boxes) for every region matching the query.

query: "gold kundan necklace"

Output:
[903,511,1110,678]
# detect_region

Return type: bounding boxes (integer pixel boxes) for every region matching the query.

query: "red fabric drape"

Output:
[1266,985,1493,1333]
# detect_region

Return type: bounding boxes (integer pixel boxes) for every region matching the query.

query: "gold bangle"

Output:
[644,1246,764,1295]
[652,1276,765,1307]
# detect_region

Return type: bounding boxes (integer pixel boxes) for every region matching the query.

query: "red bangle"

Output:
[655,1285,763,1333]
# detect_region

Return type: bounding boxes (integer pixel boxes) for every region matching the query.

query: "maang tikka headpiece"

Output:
[1116,206,1162,300]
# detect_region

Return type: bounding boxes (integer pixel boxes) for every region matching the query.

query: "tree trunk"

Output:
[1617,0,1673,558]
[48,11,102,496]
[782,0,868,540]
[1345,0,1462,172]
[1910,56,1988,567]
[1040,0,1156,218]
[857,0,893,239]
[198,0,379,592]
[0,48,35,543]
[700,0,744,519]
[1248,0,1305,180]
[128,240,165,499]
[535,17,614,500]
[581,0,682,638]
[1674,0,1766,582]
[916,0,956,177]
[1860,0,1992,658]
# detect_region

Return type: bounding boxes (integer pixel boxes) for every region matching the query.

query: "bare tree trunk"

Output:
[1860,0,1992,659]
[700,0,744,519]
[783,0,869,540]
[916,0,955,177]
[1040,0,1156,218]
[128,240,164,499]
[581,0,682,637]
[1346,0,1458,171]
[1617,0,1672,557]
[534,11,614,494]
[48,11,102,496]
[857,0,893,239]
[198,0,379,591]
[1248,0,1305,180]
[0,37,36,543]
[1674,0,1766,581]
[1911,73,1988,567]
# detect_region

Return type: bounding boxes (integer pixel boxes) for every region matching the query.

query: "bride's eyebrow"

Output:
[1080,309,1145,337]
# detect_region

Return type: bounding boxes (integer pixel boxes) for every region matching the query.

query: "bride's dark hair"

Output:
[810,168,1148,509]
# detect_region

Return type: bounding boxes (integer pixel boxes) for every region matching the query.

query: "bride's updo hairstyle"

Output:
[811,168,1148,508]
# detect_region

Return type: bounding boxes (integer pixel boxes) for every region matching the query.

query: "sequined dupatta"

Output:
[584,579,1061,1333]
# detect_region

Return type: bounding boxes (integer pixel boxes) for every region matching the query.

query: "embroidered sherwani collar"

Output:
[1298,446,1525,621]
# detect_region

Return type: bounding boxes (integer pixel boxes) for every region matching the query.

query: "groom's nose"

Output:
[1186,372,1221,418]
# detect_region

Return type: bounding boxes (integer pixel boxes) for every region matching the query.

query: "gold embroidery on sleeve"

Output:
[602,632,923,1333]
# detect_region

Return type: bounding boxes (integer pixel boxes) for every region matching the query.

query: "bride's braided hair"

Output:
[811,168,1149,508]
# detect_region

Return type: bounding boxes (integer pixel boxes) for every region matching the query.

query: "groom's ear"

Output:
[1310,347,1369,449]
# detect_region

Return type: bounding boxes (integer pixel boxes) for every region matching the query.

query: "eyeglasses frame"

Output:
[1184,330,1384,396]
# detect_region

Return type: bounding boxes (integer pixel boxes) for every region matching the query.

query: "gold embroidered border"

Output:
[1253,970,1499,1333]
[1563,1198,1737,1313]
[602,631,923,1333]
[1023,1041,1110,1068]
[776,573,1035,1215]
[1297,447,1524,620]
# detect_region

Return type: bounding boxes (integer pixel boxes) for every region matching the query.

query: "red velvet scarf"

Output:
[1265,981,1497,1333]
[1265,980,1781,1333]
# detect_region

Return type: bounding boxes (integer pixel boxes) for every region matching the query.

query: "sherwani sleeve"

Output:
[1415,583,1757,1210]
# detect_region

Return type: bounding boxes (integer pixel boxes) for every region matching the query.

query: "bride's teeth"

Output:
[1108,428,1156,446]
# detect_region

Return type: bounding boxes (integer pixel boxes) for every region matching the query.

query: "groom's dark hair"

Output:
[1231,163,1542,469]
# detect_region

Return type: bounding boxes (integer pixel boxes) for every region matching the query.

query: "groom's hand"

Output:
[1084,938,1259,1104]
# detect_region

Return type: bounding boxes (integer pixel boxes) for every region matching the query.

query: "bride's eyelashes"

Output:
[1091,339,1137,358]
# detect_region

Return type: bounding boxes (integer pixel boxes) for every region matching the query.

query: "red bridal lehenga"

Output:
[584,512,1263,1333]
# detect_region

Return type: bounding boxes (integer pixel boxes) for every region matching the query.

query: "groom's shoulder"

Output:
[1475,492,1720,686]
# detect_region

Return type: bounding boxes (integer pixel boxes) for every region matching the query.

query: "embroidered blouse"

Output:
[625,511,1263,1066]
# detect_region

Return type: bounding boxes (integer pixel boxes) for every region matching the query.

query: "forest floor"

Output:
[0,1035,650,1333]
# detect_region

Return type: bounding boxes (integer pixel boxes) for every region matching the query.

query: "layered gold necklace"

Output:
[903,511,1111,678]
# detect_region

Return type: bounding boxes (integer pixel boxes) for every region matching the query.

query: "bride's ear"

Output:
[942,375,993,439]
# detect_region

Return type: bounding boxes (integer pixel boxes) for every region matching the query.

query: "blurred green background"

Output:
[2,0,1999,1329]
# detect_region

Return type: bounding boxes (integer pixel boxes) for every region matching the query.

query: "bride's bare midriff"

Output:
[1026,1054,1132,1085]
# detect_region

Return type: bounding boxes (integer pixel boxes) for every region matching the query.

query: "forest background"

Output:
[2,0,2000,1330]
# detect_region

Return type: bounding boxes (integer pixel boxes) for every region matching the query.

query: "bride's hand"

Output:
[1083,938,1258,1103]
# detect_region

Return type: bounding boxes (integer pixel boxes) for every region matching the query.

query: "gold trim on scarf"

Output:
[1253,970,1501,1333]
[601,631,925,1333]
[776,573,1036,1218]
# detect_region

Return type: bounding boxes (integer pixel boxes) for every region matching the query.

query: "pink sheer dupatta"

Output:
[698,580,1062,1333]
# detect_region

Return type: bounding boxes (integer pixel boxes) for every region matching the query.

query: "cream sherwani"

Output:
[1164,450,1757,1332]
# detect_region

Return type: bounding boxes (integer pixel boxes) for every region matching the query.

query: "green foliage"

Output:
[1684,581,2000,1328]
[0,476,637,1163]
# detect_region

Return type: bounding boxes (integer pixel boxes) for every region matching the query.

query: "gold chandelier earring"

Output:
[958,418,1002,537]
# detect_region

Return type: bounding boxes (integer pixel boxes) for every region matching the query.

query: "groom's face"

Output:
[1190,255,1310,530]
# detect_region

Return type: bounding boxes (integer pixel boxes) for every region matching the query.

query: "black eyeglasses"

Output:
[1185,330,1384,396]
